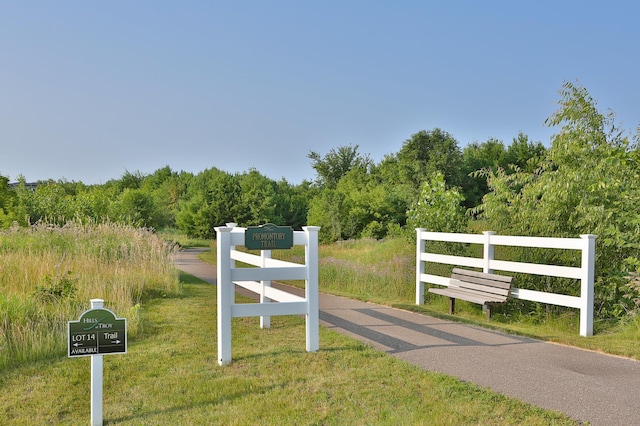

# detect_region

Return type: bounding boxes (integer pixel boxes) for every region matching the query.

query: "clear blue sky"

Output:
[2,1,639,184]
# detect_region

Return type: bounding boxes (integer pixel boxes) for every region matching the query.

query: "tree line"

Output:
[0,130,543,241]
[1,81,639,319]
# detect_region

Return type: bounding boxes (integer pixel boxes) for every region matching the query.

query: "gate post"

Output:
[260,249,272,329]
[304,226,320,352]
[216,226,233,366]
[415,228,426,305]
[580,234,597,337]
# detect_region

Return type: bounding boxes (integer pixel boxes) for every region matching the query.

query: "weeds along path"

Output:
[1,274,577,425]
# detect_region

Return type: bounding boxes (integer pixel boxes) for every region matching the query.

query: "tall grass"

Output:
[0,221,181,370]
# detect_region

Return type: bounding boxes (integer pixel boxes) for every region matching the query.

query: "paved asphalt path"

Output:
[174,248,640,425]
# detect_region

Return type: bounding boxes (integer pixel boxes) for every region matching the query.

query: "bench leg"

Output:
[485,305,492,321]
[449,297,455,315]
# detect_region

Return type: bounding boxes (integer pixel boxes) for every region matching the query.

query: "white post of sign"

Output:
[217,226,233,366]
[304,226,320,352]
[260,249,272,329]
[90,298,104,426]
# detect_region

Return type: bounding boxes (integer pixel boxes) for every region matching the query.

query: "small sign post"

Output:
[68,299,127,426]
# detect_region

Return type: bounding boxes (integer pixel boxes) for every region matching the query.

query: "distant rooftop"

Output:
[8,182,39,190]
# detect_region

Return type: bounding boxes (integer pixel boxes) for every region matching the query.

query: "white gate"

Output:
[215,224,320,365]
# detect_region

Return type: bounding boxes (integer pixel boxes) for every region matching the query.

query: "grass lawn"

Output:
[0,272,576,425]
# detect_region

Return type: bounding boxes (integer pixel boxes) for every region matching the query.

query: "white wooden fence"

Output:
[415,229,597,336]
[215,224,320,365]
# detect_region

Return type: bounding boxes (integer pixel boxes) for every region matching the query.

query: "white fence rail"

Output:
[415,229,597,336]
[216,224,320,365]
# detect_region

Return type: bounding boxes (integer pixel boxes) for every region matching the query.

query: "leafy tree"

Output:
[72,185,117,222]
[307,164,371,242]
[175,167,312,237]
[112,188,159,228]
[464,139,508,171]
[505,132,547,171]
[117,170,145,191]
[308,156,416,242]
[175,192,208,237]
[175,168,243,238]
[308,134,467,242]
[460,134,546,208]
[332,165,377,239]
[5,176,32,226]
[308,144,372,189]
[406,171,467,234]
[272,179,313,230]
[142,165,175,190]
[26,181,75,224]
[461,138,508,208]
[372,155,417,225]
[307,188,346,243]
[476,81,640,319]
[236,169,280,226]
[0,173,15,228]
[140,166,187,228]
[394,129,464,190]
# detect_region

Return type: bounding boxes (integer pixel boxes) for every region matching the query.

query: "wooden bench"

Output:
[428,268,514,320]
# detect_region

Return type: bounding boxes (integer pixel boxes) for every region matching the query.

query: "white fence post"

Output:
[304,226,320,352]
[260,249,272,329]
[580,234,597,337]
[483,231,496,274]
[216,226,233,366]
[416,228,426,305]
[226,223,237,269]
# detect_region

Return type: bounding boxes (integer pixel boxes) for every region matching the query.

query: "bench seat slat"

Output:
[450,272,513,289]
[451,268,513,284]
[449,279,511,297]
[450,274,512,291]
[429,287,507,304]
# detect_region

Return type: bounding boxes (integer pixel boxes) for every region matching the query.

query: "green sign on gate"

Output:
[68,307,127,357]
[245,223,294,250]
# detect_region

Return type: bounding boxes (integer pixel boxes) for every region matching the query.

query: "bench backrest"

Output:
[450,268,513,301]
